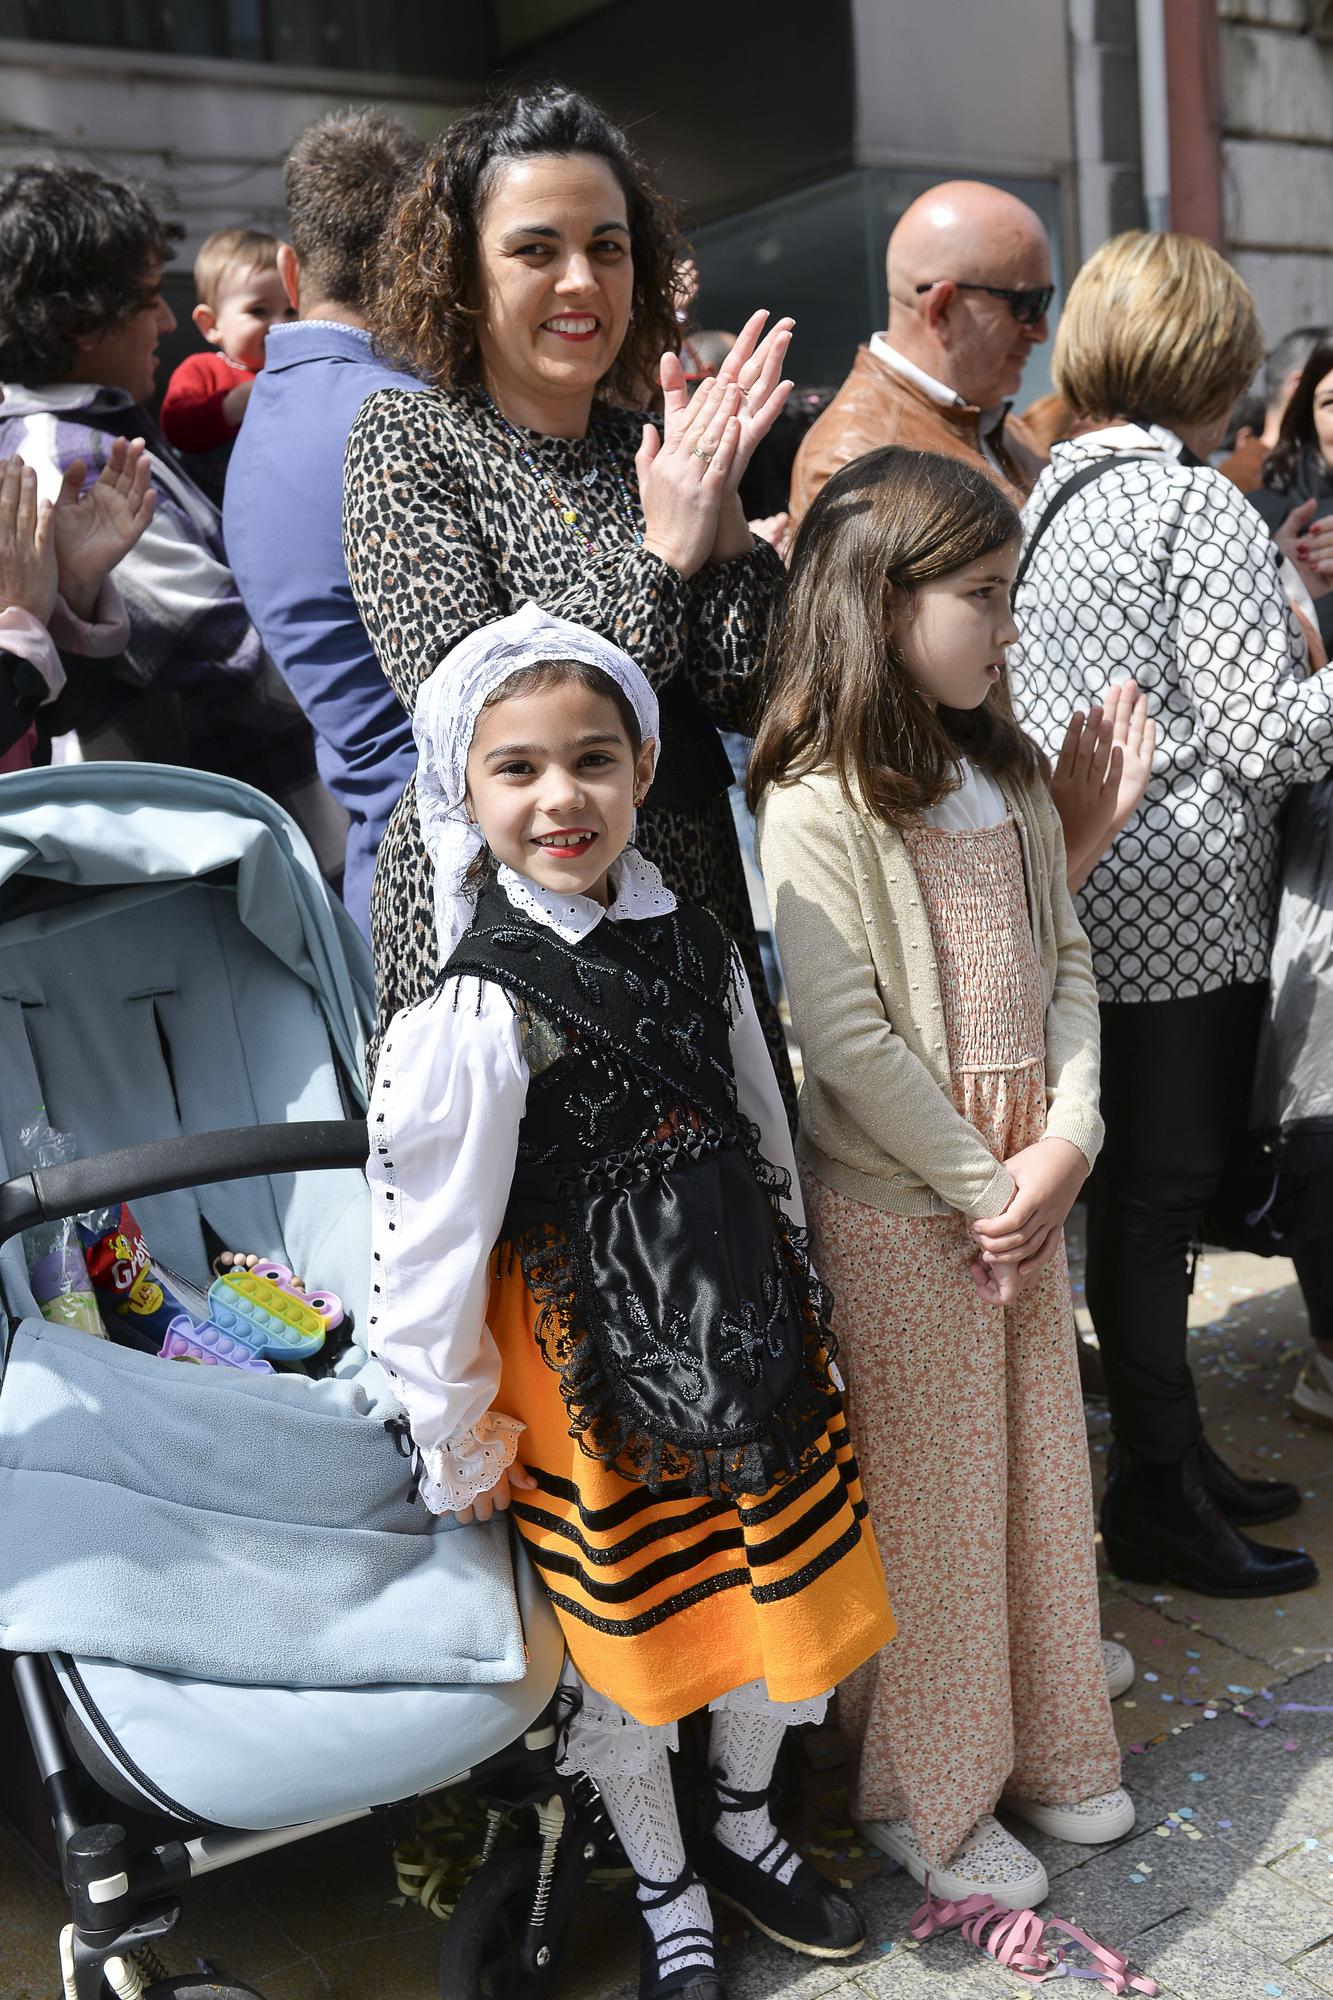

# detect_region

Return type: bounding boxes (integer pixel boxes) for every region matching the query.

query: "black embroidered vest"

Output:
[443,880,838,1499]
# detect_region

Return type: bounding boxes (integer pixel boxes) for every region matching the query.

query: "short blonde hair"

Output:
[192,226,279,310]
[1054,232,1262,430]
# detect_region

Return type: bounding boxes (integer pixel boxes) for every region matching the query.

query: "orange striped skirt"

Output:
[490,1252,894,1727]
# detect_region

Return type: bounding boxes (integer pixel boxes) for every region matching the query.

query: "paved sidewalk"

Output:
[2,1236,1331,1999]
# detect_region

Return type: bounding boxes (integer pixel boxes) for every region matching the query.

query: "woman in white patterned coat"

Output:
[1006,232,1333,1600]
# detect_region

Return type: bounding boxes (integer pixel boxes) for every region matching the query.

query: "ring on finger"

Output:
[692,443,716,461]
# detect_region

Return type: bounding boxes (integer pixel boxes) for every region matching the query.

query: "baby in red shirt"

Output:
[161,228,295,476]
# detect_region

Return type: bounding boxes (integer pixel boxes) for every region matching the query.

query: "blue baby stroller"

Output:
[0,766,610,2000]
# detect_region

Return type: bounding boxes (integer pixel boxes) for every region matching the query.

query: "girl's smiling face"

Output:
[465,675,656,906]
[895,539,1022,711]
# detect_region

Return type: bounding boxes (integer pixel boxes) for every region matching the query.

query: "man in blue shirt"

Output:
[225,109,426,939]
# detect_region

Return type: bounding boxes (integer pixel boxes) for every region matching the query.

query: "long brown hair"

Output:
[748,449,1041,819]
[370,83,681,402]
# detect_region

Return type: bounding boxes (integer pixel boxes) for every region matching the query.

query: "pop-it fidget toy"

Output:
[160,1313,274,1372]
[205,1261,344,1363]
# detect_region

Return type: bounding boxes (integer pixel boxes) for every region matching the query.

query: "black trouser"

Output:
[1085,982,1267,1462]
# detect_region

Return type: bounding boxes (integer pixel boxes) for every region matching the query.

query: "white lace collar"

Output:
[496,846,677,942]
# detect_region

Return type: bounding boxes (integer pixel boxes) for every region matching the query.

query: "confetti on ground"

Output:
[1190,1772,1206,1782]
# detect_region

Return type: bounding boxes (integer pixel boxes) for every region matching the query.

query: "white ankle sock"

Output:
[592,1755,714,1978]
[708,1707,800,1887]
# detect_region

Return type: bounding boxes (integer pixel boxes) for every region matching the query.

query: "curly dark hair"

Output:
[1262,330,1333,492]
[284,109,426,310]
[0,165,182,385]
[370,82,682,402]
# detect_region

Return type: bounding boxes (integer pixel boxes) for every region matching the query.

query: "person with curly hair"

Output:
[342,83,797,1094]
[0,164,342,871]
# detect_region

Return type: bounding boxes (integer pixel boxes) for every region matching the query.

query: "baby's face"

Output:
[207,263,295,371]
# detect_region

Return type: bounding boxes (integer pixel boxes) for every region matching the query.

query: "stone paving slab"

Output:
[1292,1936,1333,1996]
[1133,1903,1330,2000]
[1269,1827,1333,1907]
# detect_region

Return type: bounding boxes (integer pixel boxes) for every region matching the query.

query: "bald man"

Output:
[790,181,1052,524]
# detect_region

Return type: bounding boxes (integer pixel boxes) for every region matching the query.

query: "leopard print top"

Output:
[343,382,793,1106]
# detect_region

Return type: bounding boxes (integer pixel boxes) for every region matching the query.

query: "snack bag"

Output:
[78,1203,195,1352]
[17,1108,104,1337]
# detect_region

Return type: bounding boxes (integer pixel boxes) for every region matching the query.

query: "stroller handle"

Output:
[0,1120,369,1250]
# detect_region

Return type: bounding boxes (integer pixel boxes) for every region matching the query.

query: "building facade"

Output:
[0,2,1328,400]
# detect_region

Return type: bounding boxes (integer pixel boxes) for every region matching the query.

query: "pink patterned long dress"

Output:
[807,814,1120,1869]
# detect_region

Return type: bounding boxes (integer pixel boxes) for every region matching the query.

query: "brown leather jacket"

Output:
[789,343,1047,526]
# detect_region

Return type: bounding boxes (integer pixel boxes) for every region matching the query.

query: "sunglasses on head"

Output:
[915,280,1054,327]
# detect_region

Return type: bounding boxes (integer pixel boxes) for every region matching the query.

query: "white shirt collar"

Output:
[867,332,1008,440]
[496,845,677,942]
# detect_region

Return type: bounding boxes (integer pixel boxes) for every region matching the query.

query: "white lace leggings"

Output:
[556,1668,829,1975]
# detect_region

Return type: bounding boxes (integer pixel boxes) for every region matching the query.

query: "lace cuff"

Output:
[417,1410,526,1515]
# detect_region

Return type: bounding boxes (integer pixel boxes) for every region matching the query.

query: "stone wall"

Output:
[1218,0,1333,341]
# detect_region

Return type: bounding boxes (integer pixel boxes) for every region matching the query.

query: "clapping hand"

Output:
[52,437,156,622]
[0,456,57,627]
[1052,679,1156,892]
[1276,497,1333,601]
[637,311,794,576]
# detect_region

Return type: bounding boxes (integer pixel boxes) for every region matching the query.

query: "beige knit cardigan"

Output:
[755,765,1104,1221]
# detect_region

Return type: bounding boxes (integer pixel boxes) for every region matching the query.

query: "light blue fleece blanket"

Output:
[0,1318,524,1687]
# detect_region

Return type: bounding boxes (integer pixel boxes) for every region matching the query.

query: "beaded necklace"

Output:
[487,397,644,557]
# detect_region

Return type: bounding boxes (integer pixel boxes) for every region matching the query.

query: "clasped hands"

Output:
[0,437,156,627]
[637,309,794,579]
[967,1136,1089,1306]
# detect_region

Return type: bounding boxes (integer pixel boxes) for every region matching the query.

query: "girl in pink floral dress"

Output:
[752,447,1130,1913]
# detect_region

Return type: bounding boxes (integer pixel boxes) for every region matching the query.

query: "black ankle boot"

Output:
[635,1862,726,2000]
[1197,1436,1301,1524]
[1100,1443,1318,1599]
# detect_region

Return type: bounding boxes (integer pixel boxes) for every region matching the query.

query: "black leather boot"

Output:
[1100,1443,1318,1598]
[1198,1436,1301,1525]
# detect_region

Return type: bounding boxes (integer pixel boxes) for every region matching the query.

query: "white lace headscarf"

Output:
[414,601,661,962]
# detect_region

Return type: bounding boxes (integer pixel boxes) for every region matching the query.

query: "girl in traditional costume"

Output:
[366,603,893,2000]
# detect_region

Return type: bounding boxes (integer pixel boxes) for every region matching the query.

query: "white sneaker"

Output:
[1291,1352,1333,1429]
[855,1811,1048,1910]
[1003,1786,1136,1845]
[1102,1639,1135,1699]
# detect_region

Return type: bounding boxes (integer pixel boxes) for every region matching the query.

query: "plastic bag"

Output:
[16,1108,104,1337]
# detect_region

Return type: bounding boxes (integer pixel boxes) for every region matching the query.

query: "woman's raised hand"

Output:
[712,308,795,490]
[636,311,796,576]
[636,360,744,578]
